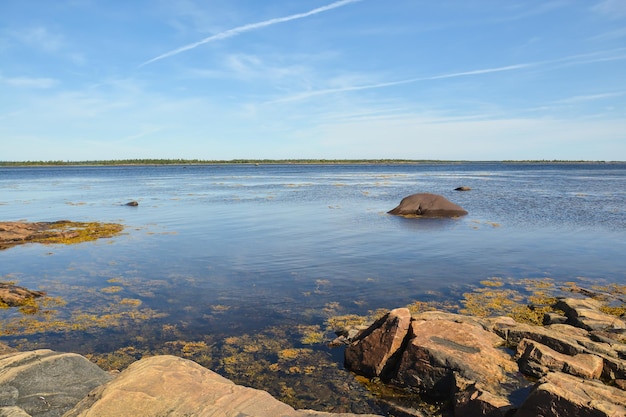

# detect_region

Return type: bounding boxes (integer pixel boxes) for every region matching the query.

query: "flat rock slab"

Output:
[517,338,604,379]
[0,349,113,417]
[555,297,626,331]
[0,221,123,251]
[0,283,46,308]
[387,193,468,217]
[64,355,381,417]
[515,371,626,417]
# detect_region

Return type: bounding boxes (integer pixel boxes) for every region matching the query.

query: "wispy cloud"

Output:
[267,48,626,104]
[553,91,626,104]
[140,0,363,67]
[267,63,535,103]
[1,75,58,88]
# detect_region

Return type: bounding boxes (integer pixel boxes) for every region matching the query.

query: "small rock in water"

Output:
[125,201,139,207]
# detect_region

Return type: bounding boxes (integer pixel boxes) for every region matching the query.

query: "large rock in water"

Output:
[64,355,381,417]
[387,193,468,217]
[0,349,113,417]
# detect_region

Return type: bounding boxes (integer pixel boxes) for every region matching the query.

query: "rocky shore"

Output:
[1,290,624,416]
[342,293,626,416]
[0,346,382,417]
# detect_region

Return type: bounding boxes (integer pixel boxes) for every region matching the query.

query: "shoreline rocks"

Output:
[0,346,381,417]
[343,294,626,416]
[0,221,124,251]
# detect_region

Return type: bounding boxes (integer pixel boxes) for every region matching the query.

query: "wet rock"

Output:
[0,283,46,308]
[554,297,626,331]
[344,308,411,378]
[0,349,113,417]
[394,316,518,399]
[0,221,73,250]
[64,355,381,417]
[516,338,604,379]
[124,201,138,207]
[387,193,468,217]
[514,371,626,417]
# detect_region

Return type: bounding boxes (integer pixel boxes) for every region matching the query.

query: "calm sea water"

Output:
[1,162,625,413]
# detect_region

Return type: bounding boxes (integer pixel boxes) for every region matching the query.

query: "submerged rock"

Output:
[387,193,467,218]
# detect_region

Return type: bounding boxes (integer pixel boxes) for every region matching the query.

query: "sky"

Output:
[1,0,625,161]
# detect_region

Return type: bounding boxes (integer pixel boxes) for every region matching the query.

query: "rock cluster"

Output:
[344,296,626,417]
[0,346,382,417]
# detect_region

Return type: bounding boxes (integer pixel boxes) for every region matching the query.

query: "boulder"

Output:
[0,349,113,417]
[514,371,626,417]
[387,193,467,217]
[64,355,381,417]
[554,297,626,331]
[394,316,518,399]
[344,308,411,378]
[516,338,604,379]
[453,375,514,417]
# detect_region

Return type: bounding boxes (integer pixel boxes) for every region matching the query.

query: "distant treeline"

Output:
[0,159,617,167]
[0,158,451,166]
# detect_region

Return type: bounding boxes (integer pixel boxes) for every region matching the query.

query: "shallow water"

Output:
[1,162,625,414]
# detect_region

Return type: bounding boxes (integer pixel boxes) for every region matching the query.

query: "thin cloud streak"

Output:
[268,48,626,104]
[140,0,363,67]
[268,63,536,103]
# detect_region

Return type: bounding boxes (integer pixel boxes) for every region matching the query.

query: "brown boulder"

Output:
[514,371,626,417]
[387,193,468,217]
[394,317,518,399]
[554,297,626,331]
[516,338,604,379]
[344,308,411,378]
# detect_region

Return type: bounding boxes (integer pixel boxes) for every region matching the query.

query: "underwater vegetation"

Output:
[0,273,624,415]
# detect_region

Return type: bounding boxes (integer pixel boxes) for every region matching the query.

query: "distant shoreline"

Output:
[0,159,622,167]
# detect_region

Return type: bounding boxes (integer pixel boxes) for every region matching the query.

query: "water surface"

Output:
[1,162,625,414]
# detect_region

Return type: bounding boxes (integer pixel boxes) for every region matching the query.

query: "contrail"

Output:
[140,0,363,67]
[267,63,537,103]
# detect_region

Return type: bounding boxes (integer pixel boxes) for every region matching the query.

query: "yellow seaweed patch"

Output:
[100,286,123,294]
[36,221,124,245]
[298,325,324,345]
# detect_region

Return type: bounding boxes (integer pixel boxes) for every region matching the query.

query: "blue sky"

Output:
[1,0,625,161]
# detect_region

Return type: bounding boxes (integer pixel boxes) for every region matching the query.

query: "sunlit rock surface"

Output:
[387,193,468,217]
